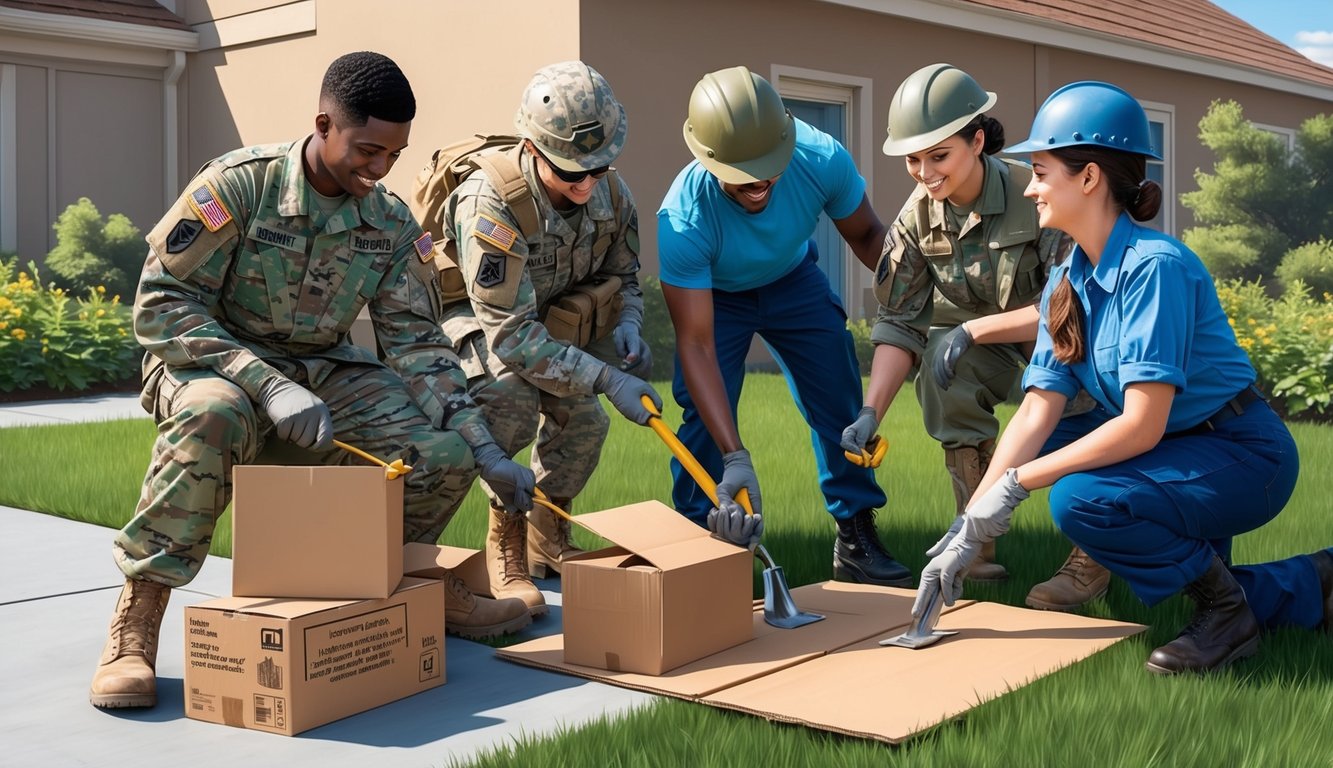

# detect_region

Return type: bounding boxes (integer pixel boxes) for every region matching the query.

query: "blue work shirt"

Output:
[657,119,865,292]
[1023,212,1256,432]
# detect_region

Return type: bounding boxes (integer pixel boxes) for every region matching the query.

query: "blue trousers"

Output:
[1043,401,1324,629]
[670,246,885,524]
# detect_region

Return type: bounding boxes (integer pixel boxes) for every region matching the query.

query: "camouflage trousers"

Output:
[914,325,1097,449]
[113,361,476,587]
[456,333,617,505]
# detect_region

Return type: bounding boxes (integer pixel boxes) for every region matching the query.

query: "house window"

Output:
[1140,102,1174,235]
[1251,122,1297,155]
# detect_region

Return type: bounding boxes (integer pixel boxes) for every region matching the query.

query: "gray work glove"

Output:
[257,377,333,450]
[957,467,1029,543]
[472,442,534,515]
[914,518,982,615]
[839,406,880,454]
[931,323,974,391]
[613,321,653,377]
[707,498,763,550]
[715,448,762,518]
[595,364,662,425]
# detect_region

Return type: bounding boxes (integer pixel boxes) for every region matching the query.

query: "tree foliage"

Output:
[45,197,143,299]
[1181,100,1333,291]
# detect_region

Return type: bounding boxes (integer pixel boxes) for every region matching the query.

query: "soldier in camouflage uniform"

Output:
[841,64,1108,599]
[430,62,660,615]
[89,52,535,711]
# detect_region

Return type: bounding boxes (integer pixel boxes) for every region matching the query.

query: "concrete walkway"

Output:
[0,396,655,768]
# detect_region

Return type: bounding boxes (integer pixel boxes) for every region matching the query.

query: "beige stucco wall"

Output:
[179,0,581,199]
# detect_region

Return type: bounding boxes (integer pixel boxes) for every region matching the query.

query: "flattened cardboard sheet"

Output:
[498,582,1144,743]
[703,599,1144,743]
[497,581,974,699]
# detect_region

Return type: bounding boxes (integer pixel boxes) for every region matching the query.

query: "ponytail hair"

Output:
[1048,273,1085,364]
[956,114,1006,155]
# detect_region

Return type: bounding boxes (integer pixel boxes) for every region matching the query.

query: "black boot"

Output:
[1145,556,1260,675]
[1313,548,1333,634]
[832,510,913,587]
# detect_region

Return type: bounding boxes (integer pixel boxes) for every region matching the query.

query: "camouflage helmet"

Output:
[682,66,796,184]
[515,61,627,172]
[882,63,997,156]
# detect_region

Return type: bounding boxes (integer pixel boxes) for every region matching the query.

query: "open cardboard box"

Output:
[499,580,1144,743]
[559,501,754,675]
[232,465,403,600]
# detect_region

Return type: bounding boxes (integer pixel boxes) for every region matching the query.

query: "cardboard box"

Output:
[560,500,753,675]
[232,465,403,599]
[183,576,444,736]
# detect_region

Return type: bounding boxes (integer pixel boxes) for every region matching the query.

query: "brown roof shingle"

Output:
[962,0,1333,88]
[0,0,189,32]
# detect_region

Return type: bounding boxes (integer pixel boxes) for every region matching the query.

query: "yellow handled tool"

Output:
[641,396,752,514]
[843,434,888,469]
[332,440,413,480]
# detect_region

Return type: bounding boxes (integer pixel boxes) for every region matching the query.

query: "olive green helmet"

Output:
[515,60,627,172]
[882,63,997,156]
[683,66,796,184]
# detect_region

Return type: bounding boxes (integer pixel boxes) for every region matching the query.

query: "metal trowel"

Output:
[879,583,959,649]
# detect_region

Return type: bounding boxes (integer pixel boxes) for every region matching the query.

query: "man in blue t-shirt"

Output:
[657,66,912,587]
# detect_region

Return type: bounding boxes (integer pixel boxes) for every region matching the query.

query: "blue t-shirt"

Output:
[1023,212,1256,432]
[656,119,865,292]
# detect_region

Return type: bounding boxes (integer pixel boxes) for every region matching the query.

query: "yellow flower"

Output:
[95,308,106,318]
[1247,318,1257,326]
[79,312,88,321]
[11,328,26,341]
[96,285,106,294]
[112,295,121,304]
[10,308,20,319]
[0,321,7,330]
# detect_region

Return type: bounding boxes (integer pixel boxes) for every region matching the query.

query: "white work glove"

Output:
[613,321,652,377]
[707,498,763,550]
[839,406,880,454]
[715,448,762,518]
[595,364,662,424]
[257,377,333,450]
[473,442,535,515]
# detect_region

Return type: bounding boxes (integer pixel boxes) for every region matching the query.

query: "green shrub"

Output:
[1217,277,1333,419]
[1276,239,1333,299]
[45,197,144,300]
[639,274,676,381]
[846,317,874,375]
[0,258,139,393]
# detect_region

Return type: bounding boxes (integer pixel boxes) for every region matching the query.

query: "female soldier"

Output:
[841,63,1107,596]
[915,80,1331,674]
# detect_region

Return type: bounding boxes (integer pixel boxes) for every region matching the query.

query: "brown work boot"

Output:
[944,443,1008,582]
[89,578,171,709]
[528,496,586,579]
[442,567,531,640]
[1145,556,1259,675]
[485,505,547,617]
[1025,545,1111,611]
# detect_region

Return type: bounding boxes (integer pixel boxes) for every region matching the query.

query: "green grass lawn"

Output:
[2,373,1331,765]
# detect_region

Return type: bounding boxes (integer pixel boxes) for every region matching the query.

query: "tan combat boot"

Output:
[528,496,586,579]
[442,567,532,639]
[485,505,547,617]
[90,578,171,709]
[944,443,1008,582]
[1025,546,1111,611]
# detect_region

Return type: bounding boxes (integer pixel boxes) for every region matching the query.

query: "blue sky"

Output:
[1210,0,1333,66]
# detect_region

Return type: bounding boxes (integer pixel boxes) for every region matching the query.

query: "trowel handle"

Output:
[639,395,755,516]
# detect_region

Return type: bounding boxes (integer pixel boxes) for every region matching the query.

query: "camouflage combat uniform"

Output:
[439,150,642,502]
[872,154,1065,449]
[116,139,493,587]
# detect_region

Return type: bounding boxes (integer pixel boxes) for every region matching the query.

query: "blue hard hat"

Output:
[1004,81,1161,160]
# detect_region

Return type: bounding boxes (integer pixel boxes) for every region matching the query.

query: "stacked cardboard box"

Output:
[184,465,445,736]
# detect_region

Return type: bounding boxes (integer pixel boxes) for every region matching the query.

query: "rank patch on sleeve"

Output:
[186,182,233,232]
[414,232,434,262]
[472,214,518,254]
[165,219,203,254]
[476,252,506,288]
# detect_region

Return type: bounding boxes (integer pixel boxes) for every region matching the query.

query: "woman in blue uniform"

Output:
[915,80,1331,674]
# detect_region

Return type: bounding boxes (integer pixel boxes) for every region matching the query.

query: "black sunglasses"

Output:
[536,149,610,184]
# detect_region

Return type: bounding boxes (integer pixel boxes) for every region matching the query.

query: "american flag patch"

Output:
[473,214,518,253]
[413,232,433,262]
[187,182,233,232]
